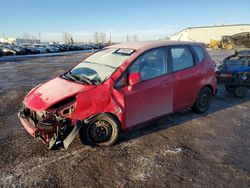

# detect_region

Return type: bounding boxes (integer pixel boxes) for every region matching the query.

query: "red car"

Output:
[19,41,217,149]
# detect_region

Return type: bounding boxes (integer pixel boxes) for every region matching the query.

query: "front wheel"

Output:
[192,87,212,113]
[80,114,120,147]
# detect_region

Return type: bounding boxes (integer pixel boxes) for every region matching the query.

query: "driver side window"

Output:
[129,48,167,81]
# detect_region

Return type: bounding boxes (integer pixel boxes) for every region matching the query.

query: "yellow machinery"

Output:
[208,39,221,49]
[208,37,233,50]
[221,36,233,50]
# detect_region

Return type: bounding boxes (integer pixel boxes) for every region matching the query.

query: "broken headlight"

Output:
[61,103,76,115]
[48,96,76,116]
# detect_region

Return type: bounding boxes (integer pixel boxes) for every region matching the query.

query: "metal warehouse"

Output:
[170,24,250,44]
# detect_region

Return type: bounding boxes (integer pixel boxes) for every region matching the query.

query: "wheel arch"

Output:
[202,84,214,95]
[83,112,121,128]
[192,85,213,113]
[80,112,121,146]
[194,84,214,105]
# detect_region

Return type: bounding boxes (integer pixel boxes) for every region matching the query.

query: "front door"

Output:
[118,48,174,128]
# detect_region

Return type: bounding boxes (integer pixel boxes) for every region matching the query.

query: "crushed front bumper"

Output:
[18,109,55,144]
[18,108,82,149]
[18,111,39,137]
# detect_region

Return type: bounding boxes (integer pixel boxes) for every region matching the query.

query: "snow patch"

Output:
[162,147,185,155]
[236,105,248,110]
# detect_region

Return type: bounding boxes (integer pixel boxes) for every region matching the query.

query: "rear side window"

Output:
[192,45,205,63]
[170,46,194,71]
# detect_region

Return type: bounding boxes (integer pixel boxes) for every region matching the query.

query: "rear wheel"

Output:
[80,114,120,146]
[233,86,247,98]
[192,87,212,113]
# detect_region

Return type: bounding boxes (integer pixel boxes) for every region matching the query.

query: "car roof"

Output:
[107,40,200,52]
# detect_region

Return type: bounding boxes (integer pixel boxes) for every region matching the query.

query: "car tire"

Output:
[80,114,120,147]
[192,87,212,113]
[225,85,236,93]
[233,86,247,98]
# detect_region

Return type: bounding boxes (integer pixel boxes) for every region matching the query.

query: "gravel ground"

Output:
[0,50,249,188]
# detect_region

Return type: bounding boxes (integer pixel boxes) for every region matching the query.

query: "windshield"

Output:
[69,48,134,84]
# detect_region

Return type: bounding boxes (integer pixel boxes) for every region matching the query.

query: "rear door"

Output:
[116,47,174,128]
[168,45,200,111]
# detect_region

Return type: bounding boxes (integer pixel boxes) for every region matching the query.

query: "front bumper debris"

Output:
[18,107,82,150]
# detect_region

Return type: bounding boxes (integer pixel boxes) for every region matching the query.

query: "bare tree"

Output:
[99,32,106,44]
[108,32,112,44]
[62,32,73,44]
[62,32,69,43]
[93,32,99,43]
[22,32,30,39]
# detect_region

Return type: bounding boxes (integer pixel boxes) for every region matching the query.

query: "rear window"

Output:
[192,45,205,63]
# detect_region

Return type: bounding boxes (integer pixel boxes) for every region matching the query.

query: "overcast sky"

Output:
[1,0,249,42]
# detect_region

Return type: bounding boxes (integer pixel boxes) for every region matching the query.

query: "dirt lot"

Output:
[0,50,249,188]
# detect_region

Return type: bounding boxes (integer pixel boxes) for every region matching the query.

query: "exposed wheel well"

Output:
[84,112,121,128]
[201,85,214,95]
[80,112,121,146]
[103,112,121,127]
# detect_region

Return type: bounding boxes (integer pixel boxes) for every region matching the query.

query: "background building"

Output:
[0,37,16,44]
[170,24,250,44]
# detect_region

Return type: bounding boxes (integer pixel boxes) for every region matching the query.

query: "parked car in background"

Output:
[18,40,217,150]
[21,45,41,54]
[0,42,105,57]
[33,44,49,53]
[1,46,16,56]
[49,45,60,52]
[12,46,27,55]
[0,48,3,56]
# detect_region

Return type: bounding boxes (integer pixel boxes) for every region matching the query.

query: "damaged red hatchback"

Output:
[19,41,217,149]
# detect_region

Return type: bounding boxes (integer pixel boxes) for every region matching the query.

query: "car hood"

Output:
[230,32,250,50]
[24,77,95,111]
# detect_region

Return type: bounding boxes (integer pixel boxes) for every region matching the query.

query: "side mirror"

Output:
[129,72,141,86]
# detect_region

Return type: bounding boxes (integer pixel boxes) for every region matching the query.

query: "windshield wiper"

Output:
[62,72,84,84]
[69,71,95,85]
